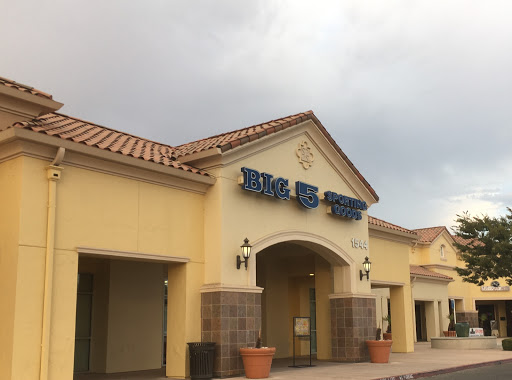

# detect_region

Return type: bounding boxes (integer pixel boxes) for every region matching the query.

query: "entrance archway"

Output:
[249,231,355,293]
[252,232,354,361]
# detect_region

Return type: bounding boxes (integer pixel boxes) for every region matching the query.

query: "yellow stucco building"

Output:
[0,76,510,380]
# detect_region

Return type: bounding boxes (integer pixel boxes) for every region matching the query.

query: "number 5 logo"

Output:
[295,181,319,209]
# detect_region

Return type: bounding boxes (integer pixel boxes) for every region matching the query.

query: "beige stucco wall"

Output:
[410,233,457,267]
[203,123,375,295]
[369,232,415,352]
[0,158,23,380]
[412,232,512,337]
[72,259,165,373]
[106,260,164,373]
[412,280,450,340]
[2,153,206,380]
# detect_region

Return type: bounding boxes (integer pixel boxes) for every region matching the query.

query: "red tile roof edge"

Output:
[368,215,417,235]
[410,265,454,281]
[174,111,309,156]
[217,112,309,153]
[0,76,53,100]
[12,112,210,177]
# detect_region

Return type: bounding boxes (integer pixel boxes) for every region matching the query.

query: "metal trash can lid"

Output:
[187,342,216,349]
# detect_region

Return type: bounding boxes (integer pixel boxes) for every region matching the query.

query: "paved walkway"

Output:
[75,340,512,380]
[246,340,512,380]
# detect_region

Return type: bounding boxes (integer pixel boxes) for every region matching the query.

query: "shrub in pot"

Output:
[443,314,456,337]
[239,331,276,379]
[382,315,392,340]
[366,328,392,363]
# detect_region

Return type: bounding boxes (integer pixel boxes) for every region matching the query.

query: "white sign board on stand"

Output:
[469,328,484,336]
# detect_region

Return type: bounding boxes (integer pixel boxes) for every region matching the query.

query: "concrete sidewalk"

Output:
[230,341,512,380]
[75,341,512,380]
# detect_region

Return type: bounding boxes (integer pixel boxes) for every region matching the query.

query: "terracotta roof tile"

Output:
[0,76,53,99]
[12,113,209,177]
[410,265,453,281]
[175,112,312,157]
[10,109,380,188]
[412,226,447,243]
[176,110,379,201]
[368,215,417,236]
[451,234,483,247]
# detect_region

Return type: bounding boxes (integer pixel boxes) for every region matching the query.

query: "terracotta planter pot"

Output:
[240,347,276,379]
[383,333,392,340]
[443,331,456,337]
[366,340,392,363]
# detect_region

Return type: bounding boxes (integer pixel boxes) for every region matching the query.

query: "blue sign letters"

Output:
[274,177,291,200]
[295,181,319,209]
[241,167,291,201]
[240,167,365,221]
[242,167,263,193]
[324,191,366,220]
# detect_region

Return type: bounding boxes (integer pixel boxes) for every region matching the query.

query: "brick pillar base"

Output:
[201,287,262,378]
[330,295,376,362]
[456,311,479,328]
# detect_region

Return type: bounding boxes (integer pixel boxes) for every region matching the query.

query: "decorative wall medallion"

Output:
[296,141,314,169]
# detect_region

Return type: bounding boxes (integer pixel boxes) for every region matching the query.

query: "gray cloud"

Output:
[2,0,512,229]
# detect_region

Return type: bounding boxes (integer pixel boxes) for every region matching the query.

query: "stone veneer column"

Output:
[456,311,479,328]
[330,295,376,362]
[201,286,262,378]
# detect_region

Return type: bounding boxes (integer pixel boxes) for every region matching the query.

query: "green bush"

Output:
[502,338,512,351]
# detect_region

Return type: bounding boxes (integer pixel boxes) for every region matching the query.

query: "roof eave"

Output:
[368,223,418,242]
[177,146,222,164]
[0,86,63,129]
[1,127,216,186]
[410,273,454,283]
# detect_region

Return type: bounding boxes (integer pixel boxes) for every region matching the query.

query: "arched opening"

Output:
[253,233,353,361]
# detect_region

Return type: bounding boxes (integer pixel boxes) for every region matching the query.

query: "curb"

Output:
[373,358,512,380]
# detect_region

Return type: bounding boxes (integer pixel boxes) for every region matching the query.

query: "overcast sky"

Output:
[3,1,512,230]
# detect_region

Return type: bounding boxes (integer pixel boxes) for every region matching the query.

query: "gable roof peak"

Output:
[413,226,453,243]
[175,110,379,202]
[174,110,314,157]
[0,75,54,100]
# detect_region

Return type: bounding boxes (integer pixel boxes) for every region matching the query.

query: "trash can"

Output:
[455,322,470,337]
[188,342,215,379]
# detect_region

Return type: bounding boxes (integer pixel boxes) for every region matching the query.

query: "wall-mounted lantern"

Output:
[237,238,252,270]
[360,256,371,281]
